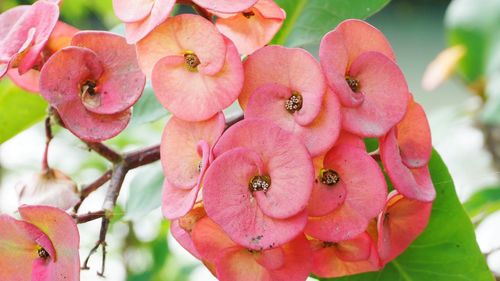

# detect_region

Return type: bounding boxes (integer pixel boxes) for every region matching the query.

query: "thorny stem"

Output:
[74,210,106,224]
[76,170,113,211]
[85,142,122,163]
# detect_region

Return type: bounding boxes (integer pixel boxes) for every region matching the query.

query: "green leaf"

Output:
[272,0,390,52]
[322,150,493,281]
[131,81,169,125]
[464,187,500,221]
[125,163,164,221]
[0,79,47,144]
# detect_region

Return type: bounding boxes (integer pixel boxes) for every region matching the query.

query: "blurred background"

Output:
[1,0,499,280]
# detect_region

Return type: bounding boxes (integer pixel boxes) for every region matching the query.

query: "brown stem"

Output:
[41,115,53,171]
[74,211,106,224]
[86,142,122,164]
[79,170,112,201]
[125,144,161,169]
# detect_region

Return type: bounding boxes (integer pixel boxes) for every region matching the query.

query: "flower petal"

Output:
[124,0,175,44]
[342,51,409,137]
[377,191,432,264]
[112,0,154,23]
[240,45,325,125]
[71,31,145,115]
[193,0,258,13]
[379,129,436,202]
[19,205,80,281]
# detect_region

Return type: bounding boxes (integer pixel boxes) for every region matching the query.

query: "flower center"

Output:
[345,76,360,92]
[322,241,338,248]
[37,247,50,260]
[242,11,255,18]
[184,52,201,72]
[284,91,303,113]
[80,80,101,108]
[319,168,340,185]
[249,175,271,193]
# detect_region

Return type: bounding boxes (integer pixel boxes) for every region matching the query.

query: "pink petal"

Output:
[215,0,285,55]
[162,179,201,220]
[161,113,225,189]
[246,84,340,156]
[377,191,432,264]
[124,0,175,44]
[19,205,80,281]
[342,51,409,137]
[113,0,154,23]
[203,147,308,250]
[0,5,29,77]
[213,119,314,219]
[216,248,273,281]
[191,217,239,264]
[307,172,347,217]
[379,129,436,202]
[397,97,432,168]
[0,215,53,280]
[170,219,202,259]
[305,145,387,242]
[319,19,395,107]
[152,38,242,121]
[335,130,365,149]
[7,68,39,92]
[136,13,226,78]
[71,31,145,115]
[15,1,59,75]
[240,45,325,125]
[193,0,258,13]
[269,235,313,281]
[39,46,131,142]
[311,233,381,278]
[256,247,285,270]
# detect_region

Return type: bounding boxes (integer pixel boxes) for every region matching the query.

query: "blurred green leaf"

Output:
[445,0,500,83]
[464,186,500,221]
[0,79,47,144]
[272,0,390,52]
[125,163,164,221]
[323,150,493,281]
[132,81,169,126]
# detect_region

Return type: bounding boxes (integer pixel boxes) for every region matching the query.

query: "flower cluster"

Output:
[0,0,436,280]
[158,12,435,281]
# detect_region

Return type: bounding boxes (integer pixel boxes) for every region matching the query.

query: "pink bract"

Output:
[0,1,59,78]
[192,217,312,281]
[311,233,381,278]
[239,45,325,126]
[245,83,341,156]
[339,51,409,137]
[319,19,395,107]
[193,0,258,13]
[40,31,145,142]
[117,0,176,44]
[204,119,314,249]
[214,0,285,55]
[305,145,387,242]
[377,191,432,264]
[379,125,435,202]
[0,206,80,281]
[161,113,225,219]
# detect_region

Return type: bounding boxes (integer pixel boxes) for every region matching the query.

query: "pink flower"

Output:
[40,31,146,141]
[319,19,408,137]
[170,205,207,260]
[379,97,435,201]
[214,0,285,55]
[245,84,341,156]
[377,191,432,264]
[7,21,79,93]
[305,144,387,242]
[0,205,80,281]
[203,119,314,250]
[192,217,312,281]
[310,232,381,278]
[0,1,59,79]
[137,14,244,121]
[161,112,226,219]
